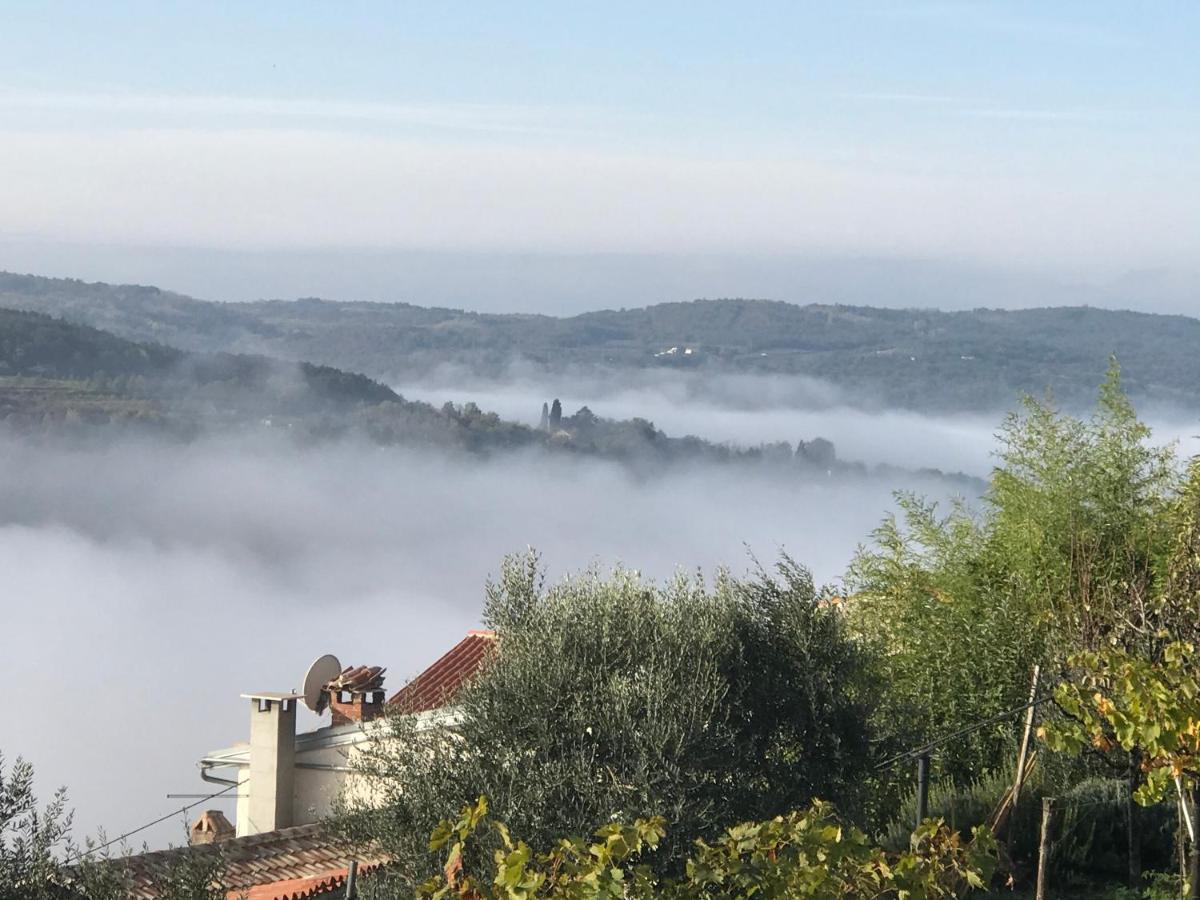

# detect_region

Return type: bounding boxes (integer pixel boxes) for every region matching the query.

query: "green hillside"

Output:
[0,305,981,487]
[3,271,1196,411]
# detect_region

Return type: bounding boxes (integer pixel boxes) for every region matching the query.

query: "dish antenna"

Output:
[301,654,342,714]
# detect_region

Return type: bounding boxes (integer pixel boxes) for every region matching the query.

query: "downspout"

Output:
[198,763,240,787]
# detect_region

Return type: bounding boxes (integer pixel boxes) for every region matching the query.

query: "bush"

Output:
[338,552,878,888]
[388,796,996,899]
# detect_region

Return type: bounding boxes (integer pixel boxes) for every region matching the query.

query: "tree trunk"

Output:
[1128,751,1143,888]
[1037,797,1054,900]
[1190,793,1199,900]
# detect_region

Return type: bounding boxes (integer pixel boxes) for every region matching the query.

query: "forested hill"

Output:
[0,306,982,488]
[0,307,431,435]
[0,306,182,378]
[3,271,1199,412]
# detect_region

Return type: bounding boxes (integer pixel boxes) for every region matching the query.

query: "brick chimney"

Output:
[324,665,387,727]
[189,810,235,846]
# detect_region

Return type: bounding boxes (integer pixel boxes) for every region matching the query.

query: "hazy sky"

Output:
[0,2,1197,309]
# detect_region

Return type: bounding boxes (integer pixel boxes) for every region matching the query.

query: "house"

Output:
[200,629,497,838]
[96,630,497,900]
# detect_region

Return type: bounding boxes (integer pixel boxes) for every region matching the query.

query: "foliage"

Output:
[0,754,224,900]
[1050,779,1176,884]
[1042,643,1200,806]
[337,553,877,888]
[404,795,996,900]
[846,492,1028,787]
[0,754,76,899]
[985,368,1177,655]
[847,367,1179,789]
[1154,456,1200,649]
[0,306,181,380]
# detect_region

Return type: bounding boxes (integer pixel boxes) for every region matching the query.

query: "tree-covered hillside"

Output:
[5,271,1196,412]
[0,306,981,488]
[0,307,182,379]
[0,307,436,436]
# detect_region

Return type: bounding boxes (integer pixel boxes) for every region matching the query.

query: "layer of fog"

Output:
[5,373,1196,853]
[397,368,1200,478]
[0,431,968,851]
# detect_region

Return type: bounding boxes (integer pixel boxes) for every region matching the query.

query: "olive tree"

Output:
[338,552,877,886]
[0,754,224,900]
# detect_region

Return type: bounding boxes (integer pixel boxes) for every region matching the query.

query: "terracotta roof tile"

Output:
[90,823,384,900]
[234,861,385,900]
[388,630,497,713]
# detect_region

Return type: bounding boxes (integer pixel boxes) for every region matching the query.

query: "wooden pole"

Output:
[345,859,359,899]
[1013,665,1041,803]
[1179,795,1187,900]
[1036,797,1054,900]
[916,753,931,830]
[1189,793,1199,900]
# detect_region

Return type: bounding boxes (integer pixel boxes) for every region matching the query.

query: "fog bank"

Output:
[397,368,1200,478]
[0,432,961,850]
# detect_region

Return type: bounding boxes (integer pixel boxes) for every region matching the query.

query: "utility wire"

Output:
[875,692,1058,771]
[74,691,1060,859]
[70,781,238,862]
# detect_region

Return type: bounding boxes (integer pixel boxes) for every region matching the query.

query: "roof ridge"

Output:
[387,630,496,712]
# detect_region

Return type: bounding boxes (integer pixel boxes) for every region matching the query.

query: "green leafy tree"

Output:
[847,366,1179,788]
[1040,642,1200,892]
[1042,643,1200,807]
[338,552,877,889]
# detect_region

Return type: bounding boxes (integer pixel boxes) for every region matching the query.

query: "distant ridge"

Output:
[2,270,1199,413]
[0,304,984,488]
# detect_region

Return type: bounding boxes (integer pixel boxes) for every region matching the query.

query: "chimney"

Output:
[324,665,387,727]
[189,810,235,846]
[241,692,299,834]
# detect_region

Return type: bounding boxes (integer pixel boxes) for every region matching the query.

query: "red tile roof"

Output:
[388,629,497,713]
[235,862,385,900]
[89,823,385,900]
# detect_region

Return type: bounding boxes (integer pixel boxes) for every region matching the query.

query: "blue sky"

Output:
[0,2,1197,305]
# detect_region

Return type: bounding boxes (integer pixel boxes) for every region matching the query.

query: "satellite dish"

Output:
[301,654,342,714]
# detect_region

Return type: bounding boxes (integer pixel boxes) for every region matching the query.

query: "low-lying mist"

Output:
[3,370,1195,853]
[398,367,1200,480]
[1,429,964,850]
[396,367,1200,477]
[395,367,998,475]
